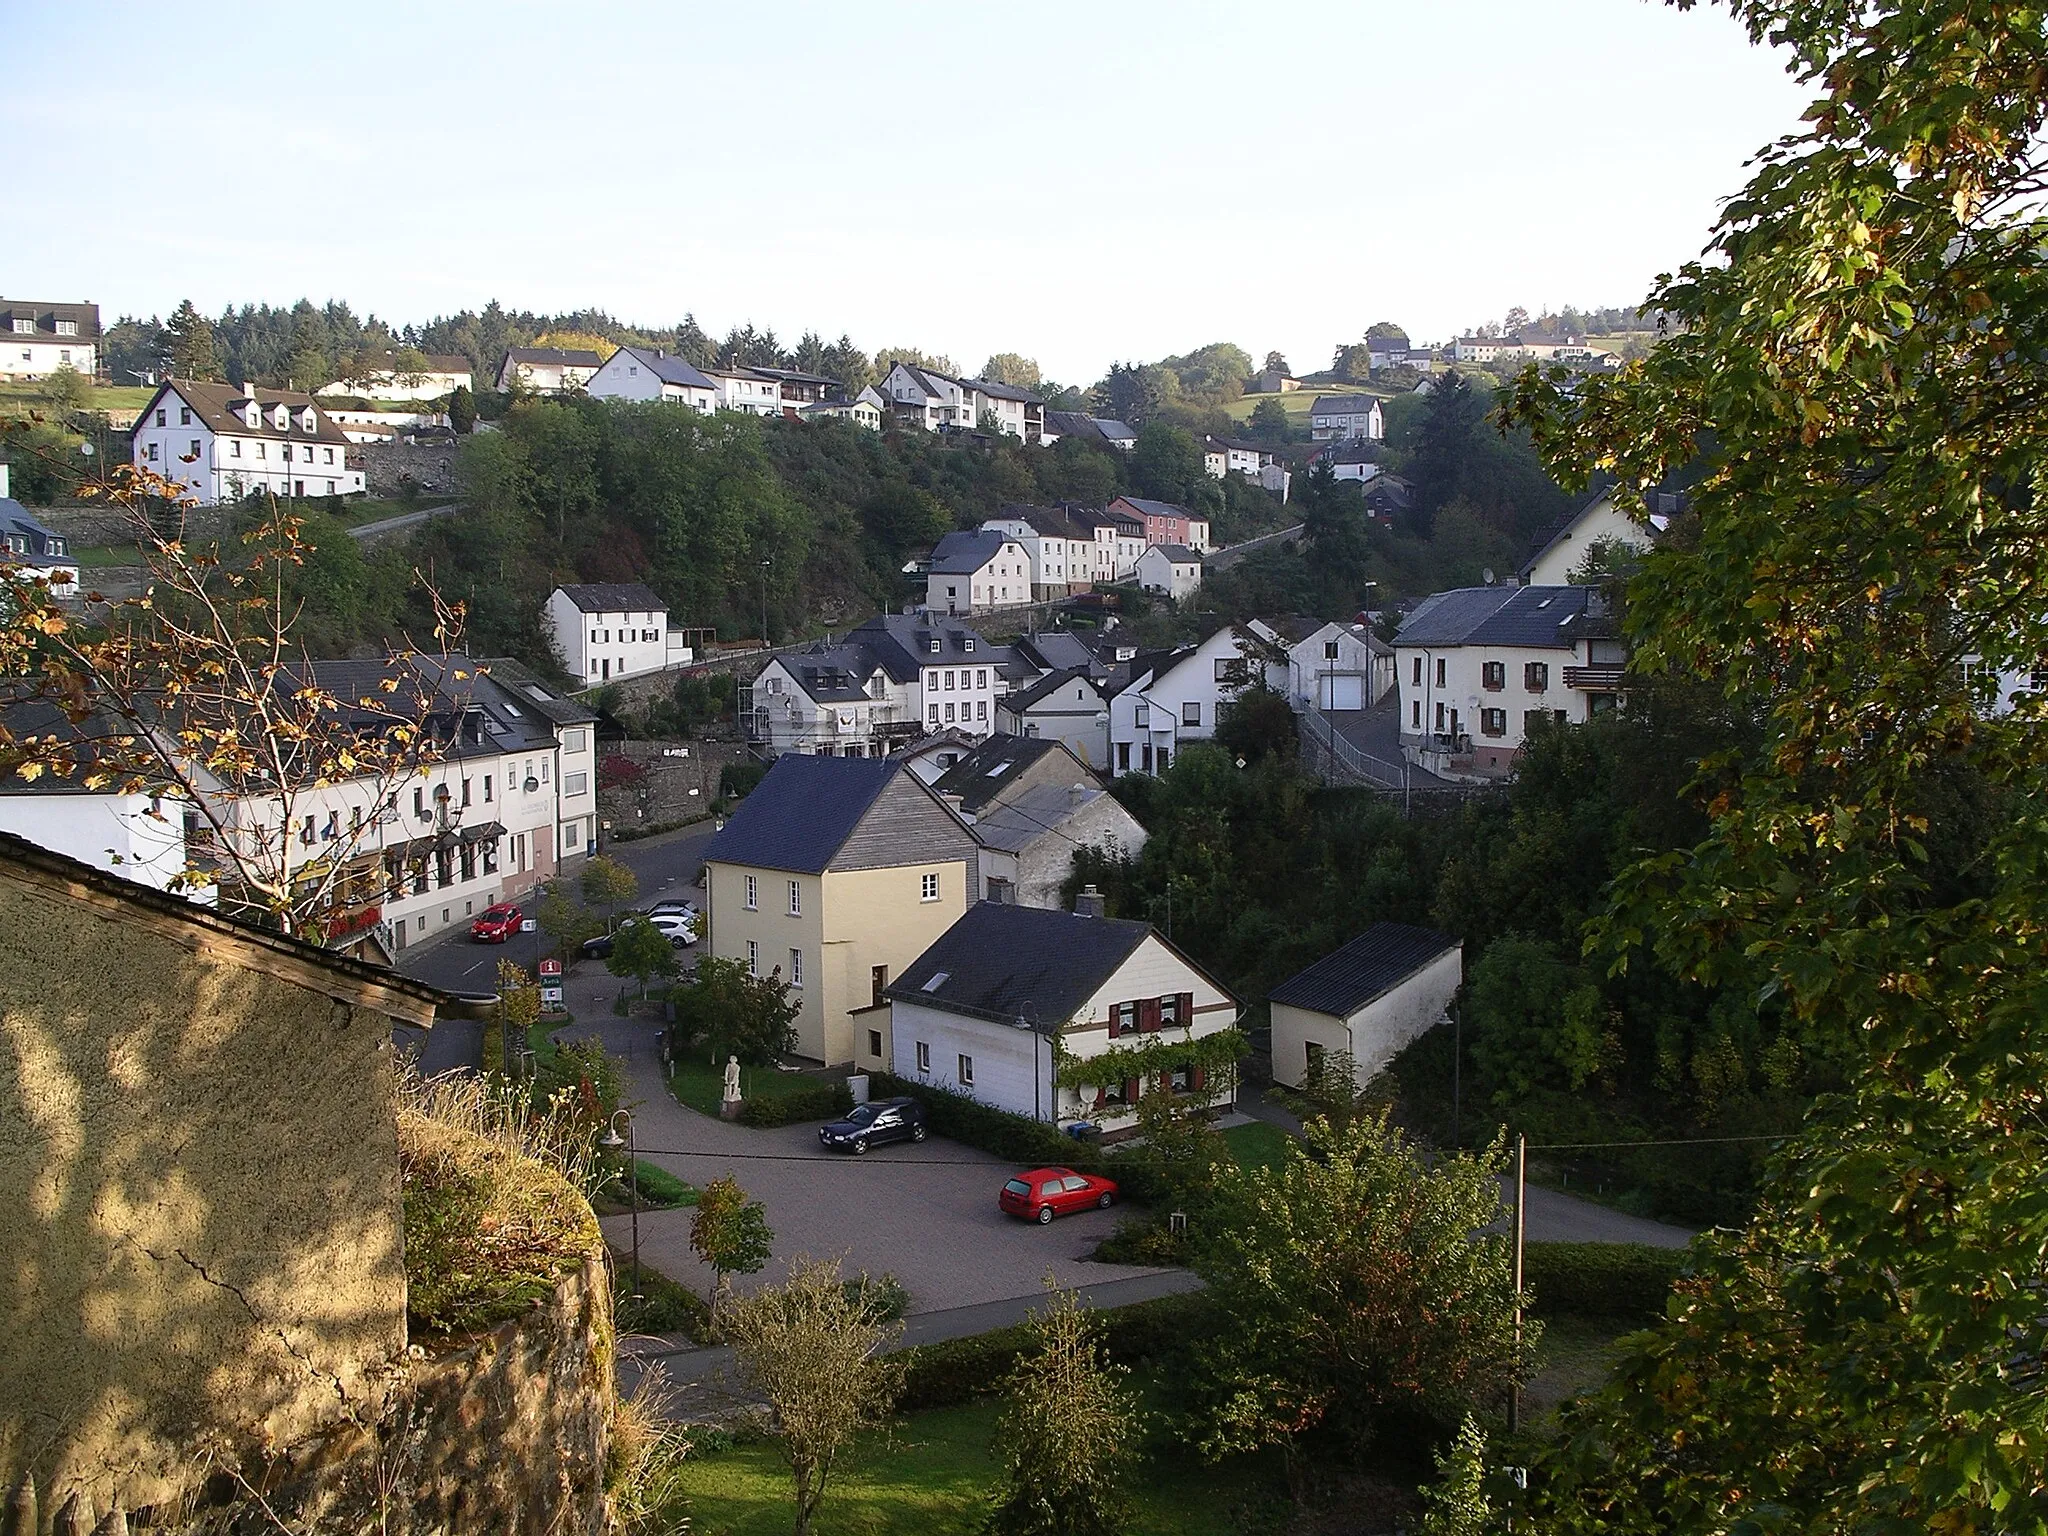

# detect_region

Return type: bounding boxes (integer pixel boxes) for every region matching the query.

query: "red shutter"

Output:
[1178,992,1194,1029]
[1140,997,1161,1033]
[1123,1077,1140,1105]
[1191,1065,1207,1091]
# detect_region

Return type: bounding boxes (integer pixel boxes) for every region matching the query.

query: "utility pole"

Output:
[1509,1131,1526,1434]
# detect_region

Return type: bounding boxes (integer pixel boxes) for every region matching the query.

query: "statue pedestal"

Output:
[720,1098,742,1121]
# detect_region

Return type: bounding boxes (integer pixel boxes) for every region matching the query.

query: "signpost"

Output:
[538,956,564,1012]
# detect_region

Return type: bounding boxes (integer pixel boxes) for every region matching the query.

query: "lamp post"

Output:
[599,1109,640,1299]
[759,557,773,649]
[1013,1006,1044,1123]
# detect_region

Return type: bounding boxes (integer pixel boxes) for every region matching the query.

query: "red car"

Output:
[999,1167,1119,1225]
[469,903,523,943]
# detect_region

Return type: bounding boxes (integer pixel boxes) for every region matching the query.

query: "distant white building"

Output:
[702,366,785,417]
[543,583,685,684]
[1135,544,1202,602]
[583,346,720,410]
[1274,619,1393,711]
[926,529,1035,615]
[496,348,604,394]
[1108,625,1269,777]
[748,614,1004,757]
[130,381,363,505]
[1518,489,1662,585]
[1308,395,1385,442]
[804,387,886,430]
[878,362,1046,441]
[0,299,98,381]
[981,506,1098,598]
[1200,435,1274,481]
[316,354,472,402]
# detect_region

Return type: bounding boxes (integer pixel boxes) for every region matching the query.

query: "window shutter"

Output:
[1178,991,1194,1029]
[1123,1076,1141,1105]
[1191,1064,1207,1091]
[1140,997,1161,1033]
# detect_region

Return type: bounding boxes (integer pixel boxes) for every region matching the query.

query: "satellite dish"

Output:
[1482,567,1496,586]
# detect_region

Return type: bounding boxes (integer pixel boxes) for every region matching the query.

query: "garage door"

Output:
[1321,675,1365,710]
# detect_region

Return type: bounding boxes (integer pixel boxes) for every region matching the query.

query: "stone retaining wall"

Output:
[363,440,461,498]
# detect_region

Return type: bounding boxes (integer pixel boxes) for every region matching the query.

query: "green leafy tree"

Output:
[165,299,220,380]
[447,384,476,434]
[1214,683,1297,767]
[606,915,678,997]
[980,353,1043,390]
[1247,396,1290,442]
[40,364,91,413]
[721,1255,902,1536]
[537,881,603,955]
[1365,321,1409,343]
[673,953,800,1065]
[1262,350,1291,375]
[690,1174,774,1329]
[1187,1112,1528,1503]
[1130,422,1205,503]
[1420,1416,1495,1536]
[984,1283,1142,1536]
[580,854,639,925]
[1094,362,1171,426]
[1497,2,2048,1529]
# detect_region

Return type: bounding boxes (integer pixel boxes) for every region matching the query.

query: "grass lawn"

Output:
[671,1398,1277,1536]
[1220,1119,1294,1175]
[71,543,144,568]
[1522,1313,1642,1426]
[666,1054,833,1118]
[0,382,157,413]
[1223,381,1390,427]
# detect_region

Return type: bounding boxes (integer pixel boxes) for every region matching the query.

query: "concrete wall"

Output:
[0,870,410,1519]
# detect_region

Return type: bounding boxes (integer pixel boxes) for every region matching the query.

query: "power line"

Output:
[1528,1133,1789,1151]
[628,1145,1072,1167]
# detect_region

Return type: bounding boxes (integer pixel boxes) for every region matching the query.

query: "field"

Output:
[1223,381,1391,428]
[0,381,157,414]
[1220,1119,1293,1174]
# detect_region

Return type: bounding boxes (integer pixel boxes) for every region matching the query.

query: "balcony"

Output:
[1563,663,1628,691]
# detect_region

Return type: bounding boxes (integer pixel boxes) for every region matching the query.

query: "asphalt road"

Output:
[344,503,458,543]
[1205,522,1303,570]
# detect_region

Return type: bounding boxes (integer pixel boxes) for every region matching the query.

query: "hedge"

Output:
[897,1291,1209,1411]
[735,1080,852,1127]
[1524,1241,1685,1321]
[866,1072,1170,1205]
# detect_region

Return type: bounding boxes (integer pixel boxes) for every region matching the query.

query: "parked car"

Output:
[999,1167,1118,1224]
[818,1097,928,1154]
[581,931,616,959]
[582,911,696,958]
[643,898,699,919]
[469,903,523,943]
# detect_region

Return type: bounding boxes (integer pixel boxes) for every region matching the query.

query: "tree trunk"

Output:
[792,1460,817,1536]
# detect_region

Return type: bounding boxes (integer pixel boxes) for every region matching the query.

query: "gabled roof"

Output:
[1114,497,1196,521]
[1513,488,1657,582]
[884,902,1154,1027]
[504,347,604,368]
[1144,544,1200,564]
[611,346,716,390]
[474,656,598,727]
[1267,922,1459,1018]
[928,733,1090,814]
[1393,585,1593,649]
[965,376,1045,405]
[701,755,919,875]
[1014,630,1103,677]
[1003,666,1106,715]
[969,782,1116,854]
[840,613,993,682]
[1094,418,1137,442]
[1,499,67,557]
[1043,411,1134,444]
[1309,395,1381,415]
[553,582,667,614]
[996,503,1096,542]
[0,299,100,340]
[1367,335,1414,353]
[140,380,351,447]
[929,529,1013,575]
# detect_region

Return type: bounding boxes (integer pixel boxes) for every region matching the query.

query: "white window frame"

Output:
[744,874,758,910]
[920,871,940,902]
[788,878,801,916]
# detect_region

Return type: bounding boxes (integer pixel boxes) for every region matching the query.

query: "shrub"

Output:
[614,1248,713,1341]
[1523,1241,1684,1320]
[896,1292,1209,1411]
[720,761,768,800]
[736,1080,852,1127]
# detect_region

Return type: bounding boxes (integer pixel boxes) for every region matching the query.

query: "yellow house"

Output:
[701,755,979,1067]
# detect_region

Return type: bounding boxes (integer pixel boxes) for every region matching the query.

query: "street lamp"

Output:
[759,557,773,649]
[599,1109,641,1300]
[1013,1005,1044,1123]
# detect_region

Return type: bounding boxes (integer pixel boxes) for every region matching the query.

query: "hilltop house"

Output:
[1308,395,1385,442]
[1135,544,1203,602]
[582,346,719,411]
[543,583,684,683]
[1366,335,1421,372]
[316,354,472,402]
[1,298,98,380]
[701,754,979,1067]
[884,899,1240,1132]
[1201,435,1274,481]
[1395,584,1617,779]
[496,347,604,394]
[130,381,363,505]
[748,614,1008,756]
[996,667,1113,768]
[879,363,1047,441]
[1268,923,1462,1091]
[927,529,1036,615]
[701,366,785,416]
[1109,496,1212,554]
[804,387,887,430]
[1042,411,1137,451]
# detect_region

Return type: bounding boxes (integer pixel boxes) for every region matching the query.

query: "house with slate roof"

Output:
[886,899,1238,1130]
[925,735,1144,909]
[1308,394,1386,443]
[130,380,363,505]
[879,362,1047,441]
[1107,625,1278,777]
[0,297,98,380]
[1041,411,1137,451]
[1517,487,1662,586]
[1136,544,1203,602]
[583,345,720,412]
[926,528,1035,615]
[1394,583,1612,779]
[496,347,604,394]
[1,490,78,596]
[748,613,1006,759]
[1108,496,1212,554]
[1268,923,1461,1092]
[543,582,681,684]
[995,666,1113,768]
[982,504,1099,597]
[700,754,980,1067]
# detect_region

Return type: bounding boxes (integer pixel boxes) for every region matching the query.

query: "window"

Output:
[920,872,939,902]
[461,777,472,807]
[1524,662,1550,691]
[928,703,941,724]
[1436,702,1447,730]
[1113,1001,1139,1037]
[179,406,191,425]
[1412,700,1421,728]
[868,1029,884,1058]
[1158,747,1171,771]
[976,669,987,688]
[1182,701,1201,726]
[565,771,587,796]
[1159,994,1183,1026]
[1436,658,1447,687]
[945,670,956,690]
[542,760,549,783]
[872,964,889,1008]
[230,440,241,457]
[1134,703,1150,727]
[929,638,941,654]
[1324,639,1341,659]
[789,879,802,916]
[958,1054,975,1086]
[1524,709,1551,736]
[789,948,803,986]
[323,448,334,464]
[1482,661,1506,690]
[299,815,316,846]
[745,874,757,909]
[746,940,759,976]
[12,319,33,334]
[154,408,166,427]
[565,728,585,753]
[1480,708,1507,737]
[1117,742,1131,771]
[145,443,158,461]
[1215,657,1249,683]
[976,699,987,722]
[916,1041,931,1073]
[944,702,956,723]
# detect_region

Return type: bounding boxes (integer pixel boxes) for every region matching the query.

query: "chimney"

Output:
[1073,885,1105,919]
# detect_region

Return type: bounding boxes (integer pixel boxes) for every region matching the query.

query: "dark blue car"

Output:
[818,1096,928,1154]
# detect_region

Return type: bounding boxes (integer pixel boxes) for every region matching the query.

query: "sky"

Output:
[2,0,1811,385]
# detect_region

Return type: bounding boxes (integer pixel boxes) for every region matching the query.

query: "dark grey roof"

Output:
[928,733,1079,814]
[1115,497,1195,521]
[0,695,146,796]
[997,503,1095,541]
[1309,395,1380,415]
[929,529,1012,575]
[885,902,1153,1027]
[965,376,1045,405]
[1,499,69,560]
[781,641,887,702]
[1367,335,1413,353]
[0,299,100,341]
[1146,544,1200,563]
[1517,490,1621,581]
[1094,418,1136,441]
[138,380,351,447]
[504,347,604,367]
[843,613,995,682]
[613,346,716,390]
[1044,412,1133,444]
[1015,630,1104,678]
[474,656,598,727]
[554,582,667,614]
[1393,585,1592,649]
[970,783,1111,855]
[700,754,902,874]
[1266,922,1459,1017]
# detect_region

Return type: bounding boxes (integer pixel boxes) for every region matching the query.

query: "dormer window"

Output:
[55,320,77,336]
[270,404,290,429]
[245,403,262,428]
[963,638,974,652]
[10,319,32,335]
[299,408,317,432]
[928,639,940,654]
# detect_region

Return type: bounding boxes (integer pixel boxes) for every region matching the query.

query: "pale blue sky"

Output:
[3,0,1808,382]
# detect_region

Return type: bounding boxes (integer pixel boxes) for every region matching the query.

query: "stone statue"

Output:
[722,1054,742,1104]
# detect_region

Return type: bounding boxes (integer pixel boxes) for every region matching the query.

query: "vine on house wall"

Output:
[1053,1027,1249,1089]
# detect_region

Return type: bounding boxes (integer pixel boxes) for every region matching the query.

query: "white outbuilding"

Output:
[1267,922,1462,1092]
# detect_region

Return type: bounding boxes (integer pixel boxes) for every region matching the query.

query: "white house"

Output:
[316,354,472,402]
[1366,336,1422,372]
[1135,544,1202,602]
[804,387,886,430]
[543,583,683,684]
[1201,435,1274,481]
[496,348,604,394]
[130,381,363,505]
[1453,337,1507,364]
[927,529,1035,615]
[1518,489,1661,585]
[1268,923,1462,1091]
[1108,625,1268,777]
[981,505,1097,598]
[1395,584,1618,779]
[924,734,1145,908]
[478,655,602,867]
[878,363,1046,441]
[2,489,79,598]
[702,366,785,417]
[885,898,1240,1132]
[1314,438,1385,484]
[748,614,1002,757]
[1283,620,1394,711]
[583,346,719,411]
[996,667,1112,769]
[0,299,98,381]
[1087,508,1149,583]
[1308,395,1385,442]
